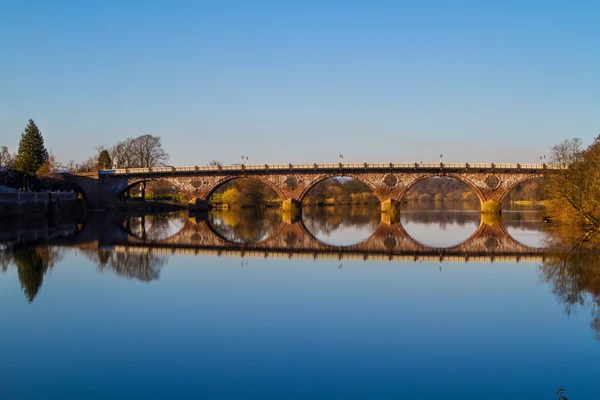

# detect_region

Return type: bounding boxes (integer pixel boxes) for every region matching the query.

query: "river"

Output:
[0,204,598,399]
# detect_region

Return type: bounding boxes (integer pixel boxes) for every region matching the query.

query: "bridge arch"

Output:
[203,175,288,203]
[396,173,487,205]
[297,173,384,203]
[495,174,544,204]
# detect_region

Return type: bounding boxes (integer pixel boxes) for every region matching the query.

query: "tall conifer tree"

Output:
[98,150,112,169]
[15,119,49,175]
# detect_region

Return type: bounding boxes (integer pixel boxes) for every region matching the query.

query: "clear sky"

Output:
[1,0,599,165]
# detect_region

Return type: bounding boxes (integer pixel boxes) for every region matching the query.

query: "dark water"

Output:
[1,204,599,399]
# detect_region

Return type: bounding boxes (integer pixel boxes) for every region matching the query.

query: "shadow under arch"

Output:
[297,174,384,203]
[396,173,486,205]
[117,179,154,199]
[57,182,88,200]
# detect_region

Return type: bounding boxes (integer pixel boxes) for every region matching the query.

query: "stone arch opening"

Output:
[301,176,380,246]
[117,179,153,200]
[50,175,90,200]
[207,177,284,209]
[118,178,190,202]
[400,175,482,208]
[298,174,383,203]
[301,176,381,206]
[501,176,545,207]
[53,181,87,200]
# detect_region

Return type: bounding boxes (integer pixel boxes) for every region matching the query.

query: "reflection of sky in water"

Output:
[1,253,600,398]
[309,224,376,246]
[211,215,271,243]
[502,210,546,248]
[504,227,546,248]
[2,207,600,398]
[208,210,282,244]
[401,212,480,248]
[128,216,187,241]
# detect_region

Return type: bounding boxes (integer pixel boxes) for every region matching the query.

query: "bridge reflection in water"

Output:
[107,210,547,264]
[0,208,548,304]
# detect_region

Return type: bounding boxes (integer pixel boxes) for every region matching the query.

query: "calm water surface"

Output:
[1,204,599,399]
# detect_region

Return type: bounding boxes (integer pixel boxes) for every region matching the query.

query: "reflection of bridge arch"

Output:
[117,213,540,257]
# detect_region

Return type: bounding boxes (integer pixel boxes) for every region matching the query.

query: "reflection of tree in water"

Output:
[0,248,10,272]
[302,205,380,236]
[81,247,166,282]
[125,213,188,242]
[208,208,282,244]
[1,245,63,303]
[541,230,600,340]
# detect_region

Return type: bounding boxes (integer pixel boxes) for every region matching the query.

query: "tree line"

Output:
[1,119,169,190]
[64,134,169,172]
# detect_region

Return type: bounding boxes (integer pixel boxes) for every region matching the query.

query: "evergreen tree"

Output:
[98,149,112,169]
[13,247,47,303]
[15,119,49,175]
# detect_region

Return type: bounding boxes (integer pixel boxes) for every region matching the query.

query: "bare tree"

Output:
[132,135,169,168]
[109,138,137,169]
[75,155,100,172]
[0,146,14,168]
[36,153,60,179]
[109,135,168,169]
[545,136,600,229]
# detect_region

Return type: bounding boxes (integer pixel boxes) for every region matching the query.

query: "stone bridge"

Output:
[103,213,546,263]
[60,162,559,212]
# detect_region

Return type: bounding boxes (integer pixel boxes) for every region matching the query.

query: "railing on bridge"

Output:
[99,162,563,176]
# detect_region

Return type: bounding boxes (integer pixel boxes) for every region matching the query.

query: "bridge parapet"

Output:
[99,162,561,176]
[107,245,548,264]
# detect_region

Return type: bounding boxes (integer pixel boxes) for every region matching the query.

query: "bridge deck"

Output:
[98,163,562,176]
[107,244,547,264]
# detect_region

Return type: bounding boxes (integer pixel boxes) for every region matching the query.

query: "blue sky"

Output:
[1,0,599,165]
